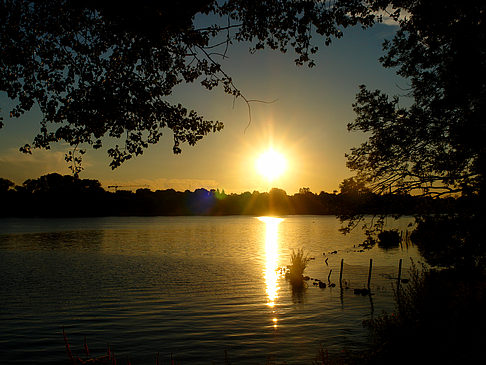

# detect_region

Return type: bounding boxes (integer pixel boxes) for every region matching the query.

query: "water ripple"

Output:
[0,216,420,364]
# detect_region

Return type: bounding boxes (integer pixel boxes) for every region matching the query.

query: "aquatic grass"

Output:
[288,248,311,288]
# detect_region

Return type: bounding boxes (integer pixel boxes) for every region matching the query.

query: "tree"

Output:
[268,187,292,214]
[344,0,486,268]
[21,173,103,193]
[298,187,311,195]
[0,0,379,170]
[339,176,370,196]
[0,177,15,192]
[346,0,486,200]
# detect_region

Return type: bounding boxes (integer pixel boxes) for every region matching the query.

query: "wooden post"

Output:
[397,258,403,294]
[367,258,373,289]
[397,259,402,290]
[339,258,344,287]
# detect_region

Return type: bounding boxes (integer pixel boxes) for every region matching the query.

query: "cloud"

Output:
[0,148,70,184]
[0,148,221,191]
[100,177,221,192]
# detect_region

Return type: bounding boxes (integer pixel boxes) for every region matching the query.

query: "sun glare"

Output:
[255,149,287,182]
[258,216,284,307]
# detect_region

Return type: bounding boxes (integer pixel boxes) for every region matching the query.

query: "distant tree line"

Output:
[0,174,466,218]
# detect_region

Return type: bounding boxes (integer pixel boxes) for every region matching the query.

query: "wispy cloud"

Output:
[0,147,221,191]
[0,148,69,184]
[101,177,221,192]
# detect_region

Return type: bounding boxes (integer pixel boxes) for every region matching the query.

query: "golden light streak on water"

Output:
[258,216,284,308]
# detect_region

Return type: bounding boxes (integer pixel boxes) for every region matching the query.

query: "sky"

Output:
[0,20,407,195]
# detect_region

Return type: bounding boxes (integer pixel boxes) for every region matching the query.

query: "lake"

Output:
[0,215,421,364]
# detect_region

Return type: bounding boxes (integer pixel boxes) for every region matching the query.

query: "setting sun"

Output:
[255,149,287,182]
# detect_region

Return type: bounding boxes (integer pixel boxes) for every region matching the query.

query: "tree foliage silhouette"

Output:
[0,0,380,168]
[0,177,15,192]
[342,0,486,268]
[346,0,486,199]
[1,173,453,218]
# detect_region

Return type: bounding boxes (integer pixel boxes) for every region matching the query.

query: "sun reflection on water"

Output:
[258,216,284,309]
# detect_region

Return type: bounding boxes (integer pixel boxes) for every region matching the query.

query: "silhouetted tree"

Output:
[1,1,387,168]
[339,177,370,196]
[346,0,486,200]
[186,188,216,215]
[0,178,17,217]
[0,173,458,218]
[342,1,486,268]
[268,187,292,215]
[298,187,310,195]
[21,173,103,194]
[292,188,325,214]
[0,178,15,192]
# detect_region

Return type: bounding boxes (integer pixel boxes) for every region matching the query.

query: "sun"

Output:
[255,149,287,182]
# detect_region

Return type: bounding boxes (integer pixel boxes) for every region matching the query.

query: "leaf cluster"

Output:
[0,1,387,168]
[346,0,486,199]
[1,1,224,168]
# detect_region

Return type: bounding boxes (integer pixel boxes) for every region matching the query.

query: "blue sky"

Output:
[0,21,407,194]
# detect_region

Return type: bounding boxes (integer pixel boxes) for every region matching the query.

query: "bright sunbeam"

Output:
[258,216,284,307]
[255,149,287,182]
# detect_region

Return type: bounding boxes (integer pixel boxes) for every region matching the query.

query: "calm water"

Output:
[0,215,420,364]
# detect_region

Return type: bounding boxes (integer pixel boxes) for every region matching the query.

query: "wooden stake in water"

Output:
[339,258,344,287]
[397,258,403,297]
[367,258,373,289]
[398,259,403,283]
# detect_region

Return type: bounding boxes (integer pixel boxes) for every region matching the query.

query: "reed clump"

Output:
[288,248,310,288]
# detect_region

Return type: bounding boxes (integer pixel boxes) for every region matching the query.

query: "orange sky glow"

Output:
[0,24,406,194]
